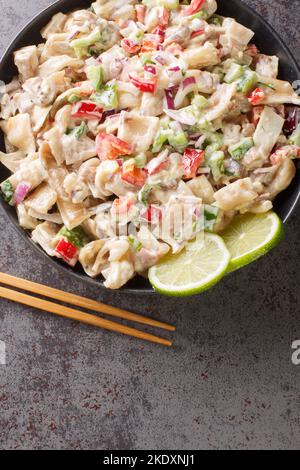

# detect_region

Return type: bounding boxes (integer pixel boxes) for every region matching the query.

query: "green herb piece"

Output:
[0,180,14,204]
[58,226,88,249]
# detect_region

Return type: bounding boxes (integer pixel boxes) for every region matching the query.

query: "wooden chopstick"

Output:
[0,272,175,332]
[0,285,172,347]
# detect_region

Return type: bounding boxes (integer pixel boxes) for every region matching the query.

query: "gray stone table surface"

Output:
[0,0,300,450]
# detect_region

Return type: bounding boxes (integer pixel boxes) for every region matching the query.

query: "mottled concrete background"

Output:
[0,0,300,450]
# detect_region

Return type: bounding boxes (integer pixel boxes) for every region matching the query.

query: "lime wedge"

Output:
[222,211,284,273]
[148,233,230,297]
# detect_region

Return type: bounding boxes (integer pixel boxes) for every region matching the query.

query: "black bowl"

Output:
[0,0,299,294]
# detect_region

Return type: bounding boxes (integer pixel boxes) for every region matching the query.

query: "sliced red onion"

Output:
[116,159,124,167]
[68,30,80,40]
[189,133,202,139]
[100,110,119,124]
[144,65,156,75]
[154,55,165,65]
[14,183,30,205]
[168,85,179,94]
[284,106,300,136]
[167,67,182,85]
[174,77,197,109]
[164,89,175,110]
[182,77,197,88]
[152,26,165,41]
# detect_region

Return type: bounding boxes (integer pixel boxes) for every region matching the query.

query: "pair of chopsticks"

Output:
[0,272,175,347]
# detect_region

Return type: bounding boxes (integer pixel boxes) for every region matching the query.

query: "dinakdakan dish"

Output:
[0,0,299,289]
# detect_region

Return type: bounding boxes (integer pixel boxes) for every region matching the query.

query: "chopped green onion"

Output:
[168,131,188,152]
[224,159,241,177]
[257,82,275,90]
[205,143,220,159]
[209,15,223,26]
[128,235,142,252]
[138,184,157,206]
[91,80,118,110]
[134,153,147,168]
[228,137,254,160]
[208,151,225,181]
[189,10,209,21]
[70,122,88,140]
[203,205,219,232]
[71,28,102,58]
[90,48,101,58]
[159,0,179,9]
[144,0,179,9]
[224,63,244,84]
[0,180,14,204]
[288,124,300,146]
[212,65,225,80]
[58,226,88,249]
[87,64,103,92]
[152,130,169,153]
[68,94,82,104]
[236,69,257,93]
[140,54,155,65]
[192,94,208,110]
[153,119,189,153]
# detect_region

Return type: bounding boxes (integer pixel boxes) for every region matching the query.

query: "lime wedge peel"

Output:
[148,233,231,297]
[222,211,284,273]
[148,211,284,297]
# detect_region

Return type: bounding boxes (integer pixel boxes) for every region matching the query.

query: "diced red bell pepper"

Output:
[141,39,160,53]
[248,88,266,105]
[191,28,205,39]
[112,196,135,215]
[121,38,141,54]
[140,205,162,224]
[96,133,133,160]
[270,152,284,166]
[182,0,206,17]
[182,149,204,179]
[135,4,146,23]
[55,238,79,267]
[146,156,168,175]
[270,145,300,165]
[121,160,146,188]
[71,101,103,120]
[129,74,157,94]
[152,25,165,43]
